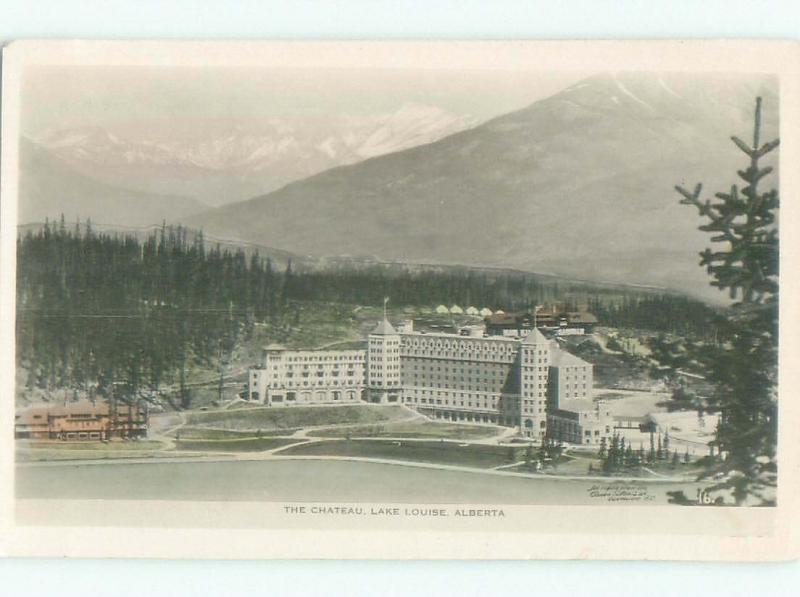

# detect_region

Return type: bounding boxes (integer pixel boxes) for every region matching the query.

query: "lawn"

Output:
[174,437,300,452]
[185,404,406,431]
[281,439,521,469]
[309,421,501,440]
[26,440,164,451]
[16,440,169,462]
[174,427,297,440]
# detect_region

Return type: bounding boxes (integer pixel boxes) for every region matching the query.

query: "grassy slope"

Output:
[281,439,520,469]
[175,437,298,452]
[175,427,295,440]
[309,421,501,440]
[185,404,406,431]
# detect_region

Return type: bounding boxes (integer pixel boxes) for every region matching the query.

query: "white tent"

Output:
[465,306,479,316]
[435,304,449,314]
[479,307,493,317]
[450,305,464,314]
[495,309,505,315]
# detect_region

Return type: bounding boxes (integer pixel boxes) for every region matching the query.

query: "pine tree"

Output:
[281,259,294,305]
[609,435,619,471]
[674,97,779,505]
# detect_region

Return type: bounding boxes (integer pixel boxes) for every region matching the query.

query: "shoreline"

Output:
[14,452,696,484]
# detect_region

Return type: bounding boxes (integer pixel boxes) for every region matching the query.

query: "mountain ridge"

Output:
[184,73,779,300]
[32,102,477,206]
[18,138,208,227]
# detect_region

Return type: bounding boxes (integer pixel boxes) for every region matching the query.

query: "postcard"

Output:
[1,40,798,560]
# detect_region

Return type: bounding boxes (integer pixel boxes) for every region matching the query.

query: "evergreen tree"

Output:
[674,97,779,505]
[609,435,619,470]
[537,440,548,465]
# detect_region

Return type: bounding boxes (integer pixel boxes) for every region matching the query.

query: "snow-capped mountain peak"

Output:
[356,102,474,158]
[31,103,479,205]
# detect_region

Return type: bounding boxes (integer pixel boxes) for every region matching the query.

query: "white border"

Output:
[2,39,799,561]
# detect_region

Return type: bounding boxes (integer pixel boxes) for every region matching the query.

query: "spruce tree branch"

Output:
[675,183,704,210]
[757,139,780,157]
[731,136,755,157]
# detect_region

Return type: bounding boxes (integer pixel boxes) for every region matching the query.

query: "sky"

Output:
[21,66,585,137]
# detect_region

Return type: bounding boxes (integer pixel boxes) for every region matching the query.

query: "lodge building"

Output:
[248,318,612,444]
[14,400,148,441]
[485,307,598,336]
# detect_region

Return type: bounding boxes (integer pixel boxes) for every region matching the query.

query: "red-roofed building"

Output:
[14,401,148,441]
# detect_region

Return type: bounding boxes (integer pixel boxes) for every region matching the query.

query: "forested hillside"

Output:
[16,220,721,409]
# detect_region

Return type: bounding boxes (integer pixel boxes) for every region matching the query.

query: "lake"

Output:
[15,458,702,505]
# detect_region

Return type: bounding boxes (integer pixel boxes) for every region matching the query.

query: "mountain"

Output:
[184,73,779,300]
[33,103,476,207]
[17,138,207,227]
[354,102,476,159]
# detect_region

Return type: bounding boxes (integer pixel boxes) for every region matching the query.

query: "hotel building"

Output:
[247,318,612,443]
[247,344,366,406]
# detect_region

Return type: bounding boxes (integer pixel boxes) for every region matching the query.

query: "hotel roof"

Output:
[521,329,548,345]
[371,318,398,335]
[550,347,590,367]
[15,401,112,423]
[400,329,518,342]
